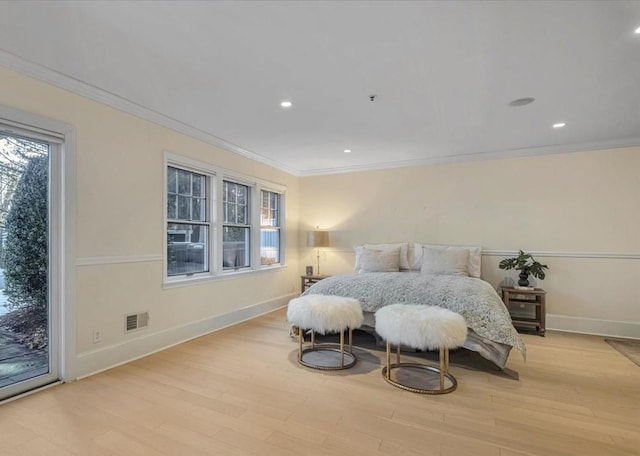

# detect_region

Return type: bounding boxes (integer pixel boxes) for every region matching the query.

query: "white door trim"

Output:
[0,104,77,394]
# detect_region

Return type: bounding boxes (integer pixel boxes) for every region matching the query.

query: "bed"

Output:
[301,242,526,369]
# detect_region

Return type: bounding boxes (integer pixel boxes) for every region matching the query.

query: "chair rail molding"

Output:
[76,254,163,267]
[326,248,640,260]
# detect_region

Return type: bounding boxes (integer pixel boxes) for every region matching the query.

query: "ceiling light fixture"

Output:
[508,97,535,107]
[280,100,293,108]
[635,26,640,34]
[552,122,566,129]
[343,149,352,153]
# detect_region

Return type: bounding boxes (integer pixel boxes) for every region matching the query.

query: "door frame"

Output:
[0,104,76,400]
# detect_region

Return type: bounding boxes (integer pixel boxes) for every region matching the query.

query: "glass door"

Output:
[0,129,59,401]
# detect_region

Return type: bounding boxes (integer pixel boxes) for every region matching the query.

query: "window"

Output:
[167,166,209,276]
[260,190,281,265]
[165,152,286,284]
[223,180,250,270]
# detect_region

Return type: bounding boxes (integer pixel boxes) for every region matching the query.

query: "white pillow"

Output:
[412,243,482,278]
[358,247,401,273]
[354,242,410,271]
[420,246,469,276]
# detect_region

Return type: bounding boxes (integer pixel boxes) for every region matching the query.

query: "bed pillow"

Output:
[410,243,482,278]
[354,242,410,271]
[420,245,469,276]
[358,246,401,273]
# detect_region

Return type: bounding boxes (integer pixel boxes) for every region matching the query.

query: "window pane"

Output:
[177,195,190,219]
[237,205,246,224]
[191,198,205,221]
[177,169,191,195]
[261,191,279,226]
[168,167,177,193]
[192,174,204,197]
[229,204,237,224]
[223,227,250,269]
[260,228,280,265]
[167,223,208,276]
[167,194,177,219]
[237,186,247,205]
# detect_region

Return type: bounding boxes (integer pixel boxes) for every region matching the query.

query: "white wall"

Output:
[0,66,302,379]
[299,148,640,338]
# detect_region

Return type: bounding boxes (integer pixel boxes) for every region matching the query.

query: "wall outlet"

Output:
[92,329,101,344]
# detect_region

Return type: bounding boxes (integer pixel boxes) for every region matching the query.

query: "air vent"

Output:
[125,312,149,332]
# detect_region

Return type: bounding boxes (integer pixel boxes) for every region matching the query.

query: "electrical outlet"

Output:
[92,329,101,344]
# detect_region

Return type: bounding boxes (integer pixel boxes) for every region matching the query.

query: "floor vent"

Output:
[125,312,149,332]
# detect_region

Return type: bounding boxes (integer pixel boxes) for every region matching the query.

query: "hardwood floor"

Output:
[1,308,638,456]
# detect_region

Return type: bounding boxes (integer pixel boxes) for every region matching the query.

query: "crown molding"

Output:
[297,139,640,176]
[0,50,299,176]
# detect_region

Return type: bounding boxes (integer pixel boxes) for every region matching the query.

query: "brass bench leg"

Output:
[386,341,391,380]
[439,346,446,391]
[298,326,304,361]
[340,330,345,367]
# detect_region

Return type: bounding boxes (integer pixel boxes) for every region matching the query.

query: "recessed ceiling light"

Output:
[280,100,292,108]
[343,149,352,153]
[552,122,566,129]
[635,26,640,34]
[508,97,535,107]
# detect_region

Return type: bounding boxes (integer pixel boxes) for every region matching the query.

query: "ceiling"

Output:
[1,1,639,176]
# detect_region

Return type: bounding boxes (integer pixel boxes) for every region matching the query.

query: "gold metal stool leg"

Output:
[439,346,445,391]
[381,343,458,394]
[386,341,391,380]
[339,330,345,367]
[298,326,304,361]
[297,326,357,371]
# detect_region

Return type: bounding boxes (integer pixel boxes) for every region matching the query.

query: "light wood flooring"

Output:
[0,308,639,456]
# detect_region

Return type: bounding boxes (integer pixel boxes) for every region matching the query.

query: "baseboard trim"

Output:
[547,314,640,339]
[74,293,295,380]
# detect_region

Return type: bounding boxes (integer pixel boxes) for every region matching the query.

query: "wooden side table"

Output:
[300,275,330,293]
[501,287,546,336]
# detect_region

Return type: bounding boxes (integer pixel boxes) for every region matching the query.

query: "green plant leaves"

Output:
[498,250,549,280]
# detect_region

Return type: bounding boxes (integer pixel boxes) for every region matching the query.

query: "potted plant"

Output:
[499,250,549,287]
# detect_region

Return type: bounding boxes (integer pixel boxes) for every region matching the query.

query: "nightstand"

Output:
[300,275,330,294]
[501,287,546,336]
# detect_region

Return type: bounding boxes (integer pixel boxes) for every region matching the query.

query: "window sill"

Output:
[162,264,288,289]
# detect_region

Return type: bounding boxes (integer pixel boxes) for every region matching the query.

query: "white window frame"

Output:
[259,188,284,267]
[166,165,211,277]
[221,179,252,271]
[163,151,286,287]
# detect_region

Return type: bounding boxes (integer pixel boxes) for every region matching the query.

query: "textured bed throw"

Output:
[303,272,526,358]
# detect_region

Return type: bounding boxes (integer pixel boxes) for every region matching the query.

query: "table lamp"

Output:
[307,229,329,275]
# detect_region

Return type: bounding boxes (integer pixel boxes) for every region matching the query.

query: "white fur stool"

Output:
[375,304,467,394]
[287,294,364,370]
